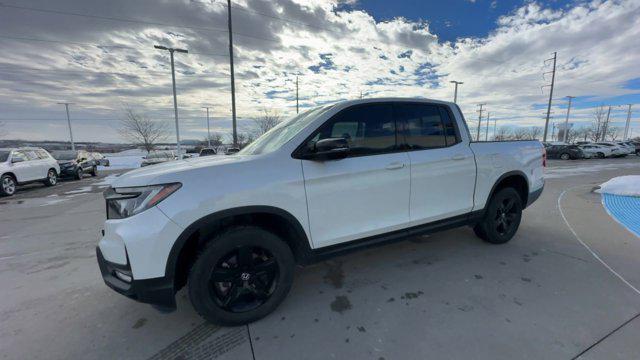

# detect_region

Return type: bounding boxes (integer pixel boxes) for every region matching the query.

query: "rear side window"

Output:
[312,103,396,156]
[395,103,446,149]
[440,107,460,145]
[36,150,50,159]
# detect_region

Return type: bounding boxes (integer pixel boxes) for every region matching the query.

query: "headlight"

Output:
[104,183,181,219]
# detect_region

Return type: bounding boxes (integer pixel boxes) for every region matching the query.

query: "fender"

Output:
[164,205,311,282]
[484,170,530,210]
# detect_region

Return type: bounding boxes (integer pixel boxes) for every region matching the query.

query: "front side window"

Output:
[12,151,28,162]
[309,103,396,157]
[396,103,446,149]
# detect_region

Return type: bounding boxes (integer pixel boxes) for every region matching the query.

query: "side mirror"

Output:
[12,157,24,163]
[304,137,349,161]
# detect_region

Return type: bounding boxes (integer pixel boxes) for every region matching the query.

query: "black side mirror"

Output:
[304,137,349,161]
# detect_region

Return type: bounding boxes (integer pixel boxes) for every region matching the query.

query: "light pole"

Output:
[450,81,463,103]
[57,102,75,150]
[154,45,188,156]
[295,76,299,114]
[623,104,632,140]
[563,96,575,143]
[485,112,490,141]
[203,106,212,147]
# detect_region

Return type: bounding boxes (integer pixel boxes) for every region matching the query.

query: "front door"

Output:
[300,103,411,248]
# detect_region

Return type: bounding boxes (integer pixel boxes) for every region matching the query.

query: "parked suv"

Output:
[545,144,584,160]
[51,150,98,180]
[578,144,613,158]
[97,98,545,326]
[0,147,60,196]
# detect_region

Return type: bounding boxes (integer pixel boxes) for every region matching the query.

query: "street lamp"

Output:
[450,81,463,103]
[154,45,188,156]
[202,106,212,147]
[57,102,75,150]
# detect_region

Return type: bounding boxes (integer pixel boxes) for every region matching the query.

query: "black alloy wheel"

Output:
[209,245,279,313]
[473,187,523,244]
[188,226,294,326]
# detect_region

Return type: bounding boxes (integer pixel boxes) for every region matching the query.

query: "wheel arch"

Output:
[167,206,311,292]
[1,172,18,183]
[486,171,529,210]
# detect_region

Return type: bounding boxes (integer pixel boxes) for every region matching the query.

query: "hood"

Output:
[111,155,253,188]
[57,160,76,165]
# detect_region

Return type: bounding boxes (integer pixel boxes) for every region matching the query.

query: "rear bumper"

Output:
[96,247,176,309]
[526,184,544,208]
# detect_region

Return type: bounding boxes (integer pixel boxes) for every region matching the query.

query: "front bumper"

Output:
[59,165,79,177]
[96,247,176,309]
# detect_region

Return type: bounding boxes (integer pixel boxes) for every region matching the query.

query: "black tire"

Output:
[188,226,295,326]
[43,169,58,186]
[75,168,83,180]
[597,152,605,159]
[474,188,523,244]
[90,166,98,177]
[1,174,17,196]
[560,153,570,160]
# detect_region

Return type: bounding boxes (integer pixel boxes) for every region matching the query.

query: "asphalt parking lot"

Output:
[2,158,640,359]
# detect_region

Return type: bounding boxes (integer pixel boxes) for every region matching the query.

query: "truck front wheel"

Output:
[474,188,523,244]
[188,226,295,326]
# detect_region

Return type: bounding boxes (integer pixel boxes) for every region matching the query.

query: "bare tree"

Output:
[253,109,282,136]
[236,132,256,148]
[591,105,607,142]
[605,126,620,141]
[204,132,224,147]
[493,126,511,141]
[524,126,542,140]
[512,127,528,140]
[119,108,168,153]
[574,126,591,142]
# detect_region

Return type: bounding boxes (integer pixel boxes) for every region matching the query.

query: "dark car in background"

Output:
[91,152,110,167]
[199,148,217,156]
[50,150,98,179]
[545,144,585,160]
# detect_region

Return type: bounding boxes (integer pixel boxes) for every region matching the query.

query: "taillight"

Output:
[542,148,547,167]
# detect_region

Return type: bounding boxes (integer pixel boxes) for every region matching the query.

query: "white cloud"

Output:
[0,0,639,142]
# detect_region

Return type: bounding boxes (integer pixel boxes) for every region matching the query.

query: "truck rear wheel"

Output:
[474,188,522,244]
[188,226,295,326]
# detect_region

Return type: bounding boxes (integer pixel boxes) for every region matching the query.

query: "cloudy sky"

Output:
[0,0,639,143]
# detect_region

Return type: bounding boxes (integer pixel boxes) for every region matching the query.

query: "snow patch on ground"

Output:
[95,174,120,187]
[64,186,93,195]
[99,149,146,170]
[544,162,640,179]
[596,176,640,197]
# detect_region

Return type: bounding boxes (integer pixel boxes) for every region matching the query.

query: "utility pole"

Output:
[203,107,212,147]
[476,103,485,141]
[57,102,75,150]
[227,0,238,147]
[602,106,612,140]
[493,116,497,140]
[154,45,188,156]
[485,112,490,141]
[450,80,463,104]
[623,104,632,140]
[296,76,299,114]
[542,52,557,142]
[563,96,575,143]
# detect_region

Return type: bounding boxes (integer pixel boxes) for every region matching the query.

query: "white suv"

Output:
[0,147,60,196]
[97,98,544,325]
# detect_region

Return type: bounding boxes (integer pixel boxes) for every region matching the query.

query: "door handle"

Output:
[451,154,466,160]
[385,162,405,170]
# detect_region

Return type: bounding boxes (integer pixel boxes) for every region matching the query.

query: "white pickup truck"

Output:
[97,98,545,325]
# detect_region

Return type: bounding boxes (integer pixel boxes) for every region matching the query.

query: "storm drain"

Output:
[148,323,248,359]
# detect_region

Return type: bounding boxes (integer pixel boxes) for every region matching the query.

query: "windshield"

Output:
[51,151,78,160]
[239,105,334,155]
[0,151,9,162]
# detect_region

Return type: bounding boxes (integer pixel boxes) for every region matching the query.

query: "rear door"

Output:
[10,150,37,181]
[395,102,476,225]
[301,102,411,248]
